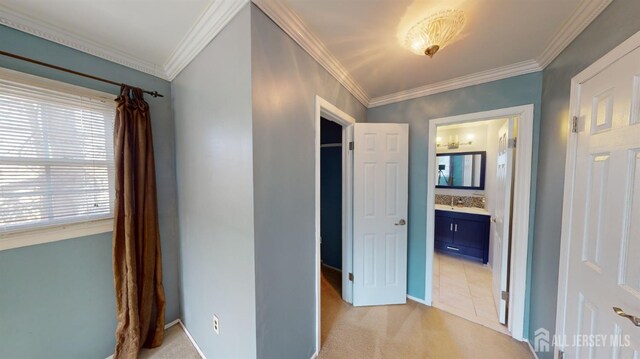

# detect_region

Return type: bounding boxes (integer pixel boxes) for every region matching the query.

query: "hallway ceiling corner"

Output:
[163,0,249,80]
[534,0,612,69]
[252,0,371,106]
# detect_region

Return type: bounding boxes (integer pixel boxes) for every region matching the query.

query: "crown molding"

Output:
[251,0,610,109]
[164,0,249,80]
[368,60,542,108]
[536,0,613,69]
[368,0,612,108]
[0,0,611,106]
[0,4,166,79]
[251,0,370,107]
[0,0,249,81]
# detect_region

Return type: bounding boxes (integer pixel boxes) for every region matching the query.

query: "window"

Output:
[0,69,116,248]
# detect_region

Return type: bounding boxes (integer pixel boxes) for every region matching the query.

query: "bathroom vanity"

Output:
[434,205,490,263]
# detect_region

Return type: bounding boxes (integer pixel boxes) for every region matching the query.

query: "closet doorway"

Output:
[314,96,355,353]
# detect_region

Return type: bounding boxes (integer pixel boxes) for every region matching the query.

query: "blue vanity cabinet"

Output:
[434,214,454,244]
[434,209,490,263]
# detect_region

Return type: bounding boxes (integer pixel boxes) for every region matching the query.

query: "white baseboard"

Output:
[527,340,540,359]
[104,319,204,359]
[165,318,180,329]
[178,320,206,359]
[407,294,428,305]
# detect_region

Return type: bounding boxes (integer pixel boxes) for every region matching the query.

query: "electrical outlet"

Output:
[213,314,220,335]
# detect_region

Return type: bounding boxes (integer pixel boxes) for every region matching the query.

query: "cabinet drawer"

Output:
[435,240,484,261]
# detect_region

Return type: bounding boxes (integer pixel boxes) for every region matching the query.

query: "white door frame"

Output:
[314,95,355,356]
[425,104,534,341]
[554,30,640,355]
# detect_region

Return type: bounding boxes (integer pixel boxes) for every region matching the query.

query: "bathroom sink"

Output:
[435,204,490,216]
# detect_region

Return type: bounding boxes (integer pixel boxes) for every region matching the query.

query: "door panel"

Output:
[493,118,515,324]
[562,44,640,358]
[353,123,409,306]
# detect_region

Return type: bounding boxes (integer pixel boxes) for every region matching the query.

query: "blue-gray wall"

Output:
[530,1,640,357]
[367,73,543,336]
[250,4,367,358]
[172,5,257,358]
[0,25,180,359]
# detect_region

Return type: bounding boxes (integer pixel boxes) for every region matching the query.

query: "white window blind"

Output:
[0,72,116,235]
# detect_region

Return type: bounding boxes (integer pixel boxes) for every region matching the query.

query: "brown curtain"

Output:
[112,85,165,358]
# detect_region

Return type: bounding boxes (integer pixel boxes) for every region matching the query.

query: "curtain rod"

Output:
[0,50,164,98]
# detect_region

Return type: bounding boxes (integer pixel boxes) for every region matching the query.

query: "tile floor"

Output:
[432,251,510,335]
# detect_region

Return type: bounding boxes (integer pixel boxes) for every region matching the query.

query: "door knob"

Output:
[613,307,640,327]
[395,219,406,226]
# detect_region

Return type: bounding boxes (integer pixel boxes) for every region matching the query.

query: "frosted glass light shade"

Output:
[405,10,465,57]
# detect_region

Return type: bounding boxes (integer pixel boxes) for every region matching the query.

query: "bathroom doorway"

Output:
[432,117,514,335]
[426,105,534,341]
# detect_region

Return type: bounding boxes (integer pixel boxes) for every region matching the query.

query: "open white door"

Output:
[352,123,408,306]
[493,118,515,325]
[558,40,640,358]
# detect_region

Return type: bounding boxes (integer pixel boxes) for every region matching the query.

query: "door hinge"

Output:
[571,116,579,133]
[501,290,509,301]
[348,272,354,282]
[558,349,565,359]
[349,141,354,151]
[508,138,517,149]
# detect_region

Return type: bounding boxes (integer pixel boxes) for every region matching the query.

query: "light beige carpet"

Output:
[139,323,200,359]
[319,266,534,359]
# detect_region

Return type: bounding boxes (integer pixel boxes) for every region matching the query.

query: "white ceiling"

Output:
[2,0,208,66]
[0,0,247,79]
[282,0,579,99]
[0,0,612,107]
[0,0,213,76]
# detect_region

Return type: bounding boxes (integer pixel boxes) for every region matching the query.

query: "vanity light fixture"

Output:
[436,134,473,149]
[405,10,465,58]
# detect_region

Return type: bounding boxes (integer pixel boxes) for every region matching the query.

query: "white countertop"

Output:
[435,204,490,216]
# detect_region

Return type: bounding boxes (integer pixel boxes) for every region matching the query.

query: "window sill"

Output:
[0,218,113,251]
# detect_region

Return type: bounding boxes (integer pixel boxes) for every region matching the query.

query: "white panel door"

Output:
[493,118,515,325]
[353,123,409,306]
[562,45,640,358]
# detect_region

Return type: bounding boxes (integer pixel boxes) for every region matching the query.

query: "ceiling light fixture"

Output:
[405,10,465,58]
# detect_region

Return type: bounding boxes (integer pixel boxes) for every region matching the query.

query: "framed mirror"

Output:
[436,151,486,190]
